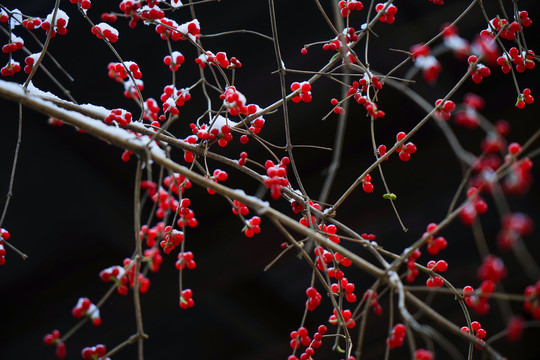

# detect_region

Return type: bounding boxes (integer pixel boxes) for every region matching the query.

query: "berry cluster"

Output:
[362,290,383,315]
[81,344,110,360]
[1,59,20,76]
[139,4,165,22]
[405,249,422,283]
[289,326,311,349]
[72,297,101,326]
[232,200,249,216]
[395,131,417,161]
[43,330,66,359]
[338,1,363,17]
[524,281,540,319]
[221,86,252,116]
[434,99,456,120]
[91,23,119,42]
[423,223,447,255]
[179,289,194,309]
[264,157,290,200]
[22,17,42,30]
[160,85,191,116]
[375,3,398,24]
[481,17,523,41]
[104,108,132,126]
[463,280,495,314]
[160,225,184,254]
[497,47,535,74]
[361,173,374,193]
[2,35,23,54]
[207,169,228,194]
[467,55,491,84]
[331,278,357,303]
[386,323,406,349]
[244,216,261,237]
[291,81,313,103]
[460,187,488,226]
[497,212,533,250]
[163,51,185,71]
[0,228,9,265]
[426,260,448,288]
[23,53,41,74]
[176,251,196,270]
[415,349,435,360]
[143,247,163,272]
[454,93,484,129]
[516,88,534,109]
[306,287,322,311]
[410,43,441,83]
[460,321,487,349]
[329,308,356,328]
[41,9,69,37]
[478,255,506,283]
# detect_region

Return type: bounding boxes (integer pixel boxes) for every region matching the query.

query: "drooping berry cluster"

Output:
[426,260,448,288]
[264,157,289,200]
[395,131,417,161]
[72,297,101,326]
[386,323,406,349]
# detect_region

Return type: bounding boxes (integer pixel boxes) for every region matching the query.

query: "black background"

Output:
[0,1,539,359]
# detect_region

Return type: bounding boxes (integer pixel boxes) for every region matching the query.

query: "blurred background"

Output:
[0,0,539,359]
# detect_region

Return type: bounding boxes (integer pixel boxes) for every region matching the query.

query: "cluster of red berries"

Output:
[72,297,101,325]
[291,81,313,103]
[478,255,506,283]
[207,169,228,194]
[423,223,447,255]
[306,287,322,311]
[123,258,151,293]
[331,278,357,302]
[232,200,249,216]
[179,289,194,309]
[100,12,118,23]
[410,43,441,83]
[502,155,533,194]
[160,85,190,116]
[177,19,201,41]
[92,23,119,42]
[454,93,484,129]
[467,55,490,84]
[163,51,185,71]
[361,173,374,193]
[22,17,42,30]
[481,16,524,41]
[139,4,165,22]
[289,326,311,349]
[289,326,328,359]
[497,47,535,74]
[183,135,197,162]
[338,1,363,17]
[319,223,340,244]
[362,290,383,315]
[143,98,160,123]
[395,131,417,161]
[516,88,534,109]
[43,330,66,359]
[314,246,333,271]
[107,61,142,82]
[463,280,495,314]
[0,228,9,265]
[23,53,41,74]
[41,9,69,37]
[176,251,196,270]
[497,212,533,250]
[460,187,488,226]
[426,260,448,288]
[375,3,398,24]
[524,281,540,319]
[244,216,261,237]
[104,108,132,126]
[160,225,184,254]
[405,249,421,283]
[264,157,289,200]
[329,308,356,328]
[2,35,23,54]
[506,316,525,342]
[221,86,253,116]
[143,247,163,272]
[81,344,110,360]
[238,151,248,166]
[119,0,141,28]
[415,349,434,360]
[154,18,182,41]
[434,99,456,120]
[442,24,470,60]
[1,59,21,76]
[460,321,487,349]
[386,323,406,349]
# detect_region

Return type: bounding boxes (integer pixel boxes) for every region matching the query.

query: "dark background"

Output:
[0,1,539,359]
